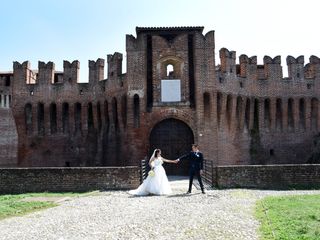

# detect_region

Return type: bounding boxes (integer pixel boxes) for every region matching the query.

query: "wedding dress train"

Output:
[129,157,172,196]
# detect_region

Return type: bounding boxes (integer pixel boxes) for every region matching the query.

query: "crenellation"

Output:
[63,60,80,84]
[263,55,281,64]
[219,48,236,74]
[310,55,320,64]
[38,61,55,84]
[203,30,215,48]
[309,55,320,79]
[286,55,304,79]
[239,54,257,79]
[107,52,123,79]
[263,55,282,80]
[2,26,320,169]
[53,72,64,84]
[89,58,105,83]
[13,61,30,70]
[13,61,32,85]
[125,34,138,52]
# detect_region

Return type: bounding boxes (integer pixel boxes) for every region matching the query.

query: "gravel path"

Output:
[1,176,320,240]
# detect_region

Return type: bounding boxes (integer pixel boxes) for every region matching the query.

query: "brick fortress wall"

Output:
[125,27,216,166]
[212,164,320,189]
[0,166,140,194]
[214,50,320,165]
[0,74,18,167]
[11,56,129,167]
[0,165,318,193]
[1,26,320,168]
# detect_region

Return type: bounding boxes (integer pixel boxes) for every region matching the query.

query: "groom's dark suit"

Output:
[179,151,205,193]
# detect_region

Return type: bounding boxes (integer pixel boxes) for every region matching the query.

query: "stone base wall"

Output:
[213,164,320,189]
[0,167,140,194]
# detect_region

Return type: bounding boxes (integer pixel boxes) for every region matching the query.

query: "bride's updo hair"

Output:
[155,149,161,157]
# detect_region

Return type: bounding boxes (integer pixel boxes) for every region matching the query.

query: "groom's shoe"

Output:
[186,191,191,194]
[201,190,206,194]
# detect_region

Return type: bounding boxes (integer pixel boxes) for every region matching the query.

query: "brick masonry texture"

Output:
[213,164,320,189]
[0,26,320,169]
[0,108,17,166]
[0,167,140,194]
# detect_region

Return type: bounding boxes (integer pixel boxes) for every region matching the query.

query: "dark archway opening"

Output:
[149,118,194,175]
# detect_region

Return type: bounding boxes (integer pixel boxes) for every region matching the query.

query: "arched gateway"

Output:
[149,118,194,175]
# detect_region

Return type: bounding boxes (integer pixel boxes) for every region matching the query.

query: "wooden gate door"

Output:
[149,118,194,175]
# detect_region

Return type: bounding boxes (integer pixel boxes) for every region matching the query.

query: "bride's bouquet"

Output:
[148,169,155,177]
[148,161,155,177]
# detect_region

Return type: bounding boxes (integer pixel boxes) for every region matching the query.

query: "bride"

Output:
[129,149,177,196]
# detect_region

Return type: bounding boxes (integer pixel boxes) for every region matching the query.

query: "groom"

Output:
[177,144,205,194]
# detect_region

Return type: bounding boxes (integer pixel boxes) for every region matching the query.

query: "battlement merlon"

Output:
[13,61,30,70]
[63,60,79,84]
[126,34,138,52]
[219,48,236,73]
[262,56,282,79]
[309,55,320,79]
[13,61,34,85]
[286,56,304,79]
[272,55,320,80]
[38,61,55,84]
[203,30,215,49]
[89,58,105,83]
[13,60,106,85]
[236,53,320,80]
[107,52,123,79]
[239,55,257,78]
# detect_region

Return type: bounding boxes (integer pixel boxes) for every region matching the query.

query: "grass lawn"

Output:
[256,194,320,240]
[0,192,86,220]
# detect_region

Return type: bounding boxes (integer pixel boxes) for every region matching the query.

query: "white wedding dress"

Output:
[129,157,172,195]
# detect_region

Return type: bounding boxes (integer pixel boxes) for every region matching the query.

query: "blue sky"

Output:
[1,0,319,80]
